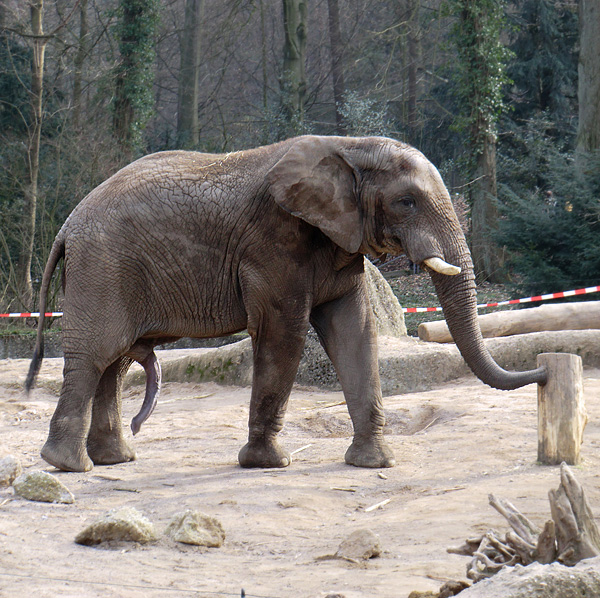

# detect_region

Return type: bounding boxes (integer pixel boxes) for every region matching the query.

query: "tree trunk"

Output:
[576,0,600,158]
[112,1,136,154]
[72,0,89,129]
[260,0,268,112]
[470,132,505,282]
[17,0,47,309]
[327,0,345,134]
[453,0,509,283]
[177,0,204,149]
[406,0,419,144]
[280,0,307,136]
[112,0,158,156]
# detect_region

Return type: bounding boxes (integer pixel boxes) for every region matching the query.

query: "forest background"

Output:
[0,0,599,323]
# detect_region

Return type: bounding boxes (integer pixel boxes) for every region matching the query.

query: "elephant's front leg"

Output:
[86,356,137,465]
[238,305,310,468]
[310,284,396,468]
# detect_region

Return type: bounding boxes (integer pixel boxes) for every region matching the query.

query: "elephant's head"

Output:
[267,135,547,390]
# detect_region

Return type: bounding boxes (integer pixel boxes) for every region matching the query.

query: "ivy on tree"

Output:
[112,0,160,155]
[447,0,512,282]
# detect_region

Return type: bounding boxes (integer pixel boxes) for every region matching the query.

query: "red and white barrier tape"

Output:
[0,312,63,318]
[1,285,599,318]
[402,284,600,313]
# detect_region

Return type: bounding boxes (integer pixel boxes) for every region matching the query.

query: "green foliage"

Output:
[498,123,600,295]
[0,0,587,308]
[506,0,578,136]
[112,0,160,151]
[446,0,513,153]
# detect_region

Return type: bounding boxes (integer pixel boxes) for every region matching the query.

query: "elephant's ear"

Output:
[266,136,363,253]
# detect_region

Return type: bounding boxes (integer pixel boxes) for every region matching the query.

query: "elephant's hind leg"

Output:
[41,358,102,472]
[87,356,137,465]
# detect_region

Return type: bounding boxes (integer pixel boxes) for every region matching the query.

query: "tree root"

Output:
[447,463,600,582]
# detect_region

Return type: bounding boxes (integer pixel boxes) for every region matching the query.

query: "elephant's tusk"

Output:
[424,257,461,276]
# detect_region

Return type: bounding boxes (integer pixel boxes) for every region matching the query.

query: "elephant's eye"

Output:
[398,197,416,209]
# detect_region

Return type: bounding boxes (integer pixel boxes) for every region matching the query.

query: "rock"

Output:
[12,470,74,504]
[457,557,600,597]
[335,529,381,561]
[364,258,407,338]
[165,509,225,547]
[75,507,157,545]
[296,331,338,388]
[0,455,22,487]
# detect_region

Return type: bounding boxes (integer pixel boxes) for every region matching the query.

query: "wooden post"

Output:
[537,353,587,465]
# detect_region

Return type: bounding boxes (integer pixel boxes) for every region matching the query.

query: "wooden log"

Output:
[537,353,587,466]
[418,300,600,343]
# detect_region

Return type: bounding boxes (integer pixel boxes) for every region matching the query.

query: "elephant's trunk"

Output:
[428,249,547,390]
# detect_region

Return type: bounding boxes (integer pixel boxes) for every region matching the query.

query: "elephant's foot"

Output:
[345,435,396,468]
[238,437,291,468]
[41,438,93,472]
[87,436,137,466]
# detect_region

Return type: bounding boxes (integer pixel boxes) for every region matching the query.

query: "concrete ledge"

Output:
[123,329,600,395]
[5,330,598,395]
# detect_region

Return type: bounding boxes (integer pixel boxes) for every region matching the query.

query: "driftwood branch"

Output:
[534,519,557,564]
[549,463,600,565]
[488,493,540,544]
[448,463,600,582]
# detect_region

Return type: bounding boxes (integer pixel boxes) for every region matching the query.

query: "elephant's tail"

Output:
[25,233,65,394]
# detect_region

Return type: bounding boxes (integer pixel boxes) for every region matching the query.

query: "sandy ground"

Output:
[1,356,600,598]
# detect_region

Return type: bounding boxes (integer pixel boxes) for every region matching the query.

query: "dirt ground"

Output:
[1,356,600,598]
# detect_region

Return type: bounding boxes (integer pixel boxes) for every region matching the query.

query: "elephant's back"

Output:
[58,149,266,337]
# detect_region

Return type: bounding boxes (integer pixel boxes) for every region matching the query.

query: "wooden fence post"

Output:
[537,353,587,465]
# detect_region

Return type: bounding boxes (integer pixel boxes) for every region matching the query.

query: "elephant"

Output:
[25,135,547,473]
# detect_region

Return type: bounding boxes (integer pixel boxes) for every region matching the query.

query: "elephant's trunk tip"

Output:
[490,365,548,391]
[534,365,548,387]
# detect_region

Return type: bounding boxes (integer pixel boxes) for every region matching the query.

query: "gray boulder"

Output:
[296,259,405,388]
[364,258,406,338]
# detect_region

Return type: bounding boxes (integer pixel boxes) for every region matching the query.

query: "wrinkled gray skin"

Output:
[26,135,547,473]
